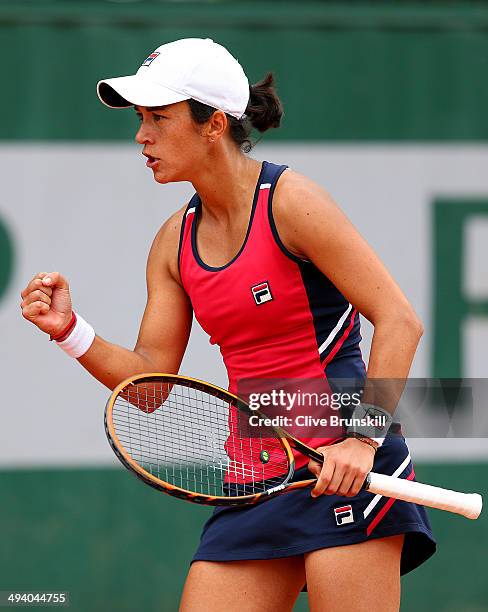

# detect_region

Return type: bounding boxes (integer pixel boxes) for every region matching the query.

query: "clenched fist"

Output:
[21,271,73,338]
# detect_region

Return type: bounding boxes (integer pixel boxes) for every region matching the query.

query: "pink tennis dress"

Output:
[179,160,435,572]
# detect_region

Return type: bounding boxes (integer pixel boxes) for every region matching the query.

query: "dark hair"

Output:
[188,72,283,153]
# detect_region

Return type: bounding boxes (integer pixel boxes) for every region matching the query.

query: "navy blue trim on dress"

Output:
[266,164,306,264]
[298,259,362,364]
[265,161,363,372]
[177,196,199,278]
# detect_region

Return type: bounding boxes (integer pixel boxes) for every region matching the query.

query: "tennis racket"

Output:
[104,373,482,519]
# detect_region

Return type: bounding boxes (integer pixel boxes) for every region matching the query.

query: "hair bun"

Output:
[246,72,283,133]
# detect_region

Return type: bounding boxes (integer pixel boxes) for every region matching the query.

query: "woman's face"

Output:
[134,101,209,184]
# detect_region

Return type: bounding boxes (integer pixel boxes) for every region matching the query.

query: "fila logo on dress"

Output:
[251,281,273,305]
[334,505,354,526]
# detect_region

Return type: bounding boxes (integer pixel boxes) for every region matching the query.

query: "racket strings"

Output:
[111,381,290,497]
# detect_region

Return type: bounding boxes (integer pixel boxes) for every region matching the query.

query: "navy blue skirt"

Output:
[193,436,436,575]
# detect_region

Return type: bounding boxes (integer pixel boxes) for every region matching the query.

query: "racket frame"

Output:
[105,372,298,506]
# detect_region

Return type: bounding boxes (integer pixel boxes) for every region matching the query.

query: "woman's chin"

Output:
[153,169,171,184]
[154,169,185,185]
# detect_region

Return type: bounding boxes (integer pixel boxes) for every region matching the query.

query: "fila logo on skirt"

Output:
[251,281,273,305]
[334,505,355,526]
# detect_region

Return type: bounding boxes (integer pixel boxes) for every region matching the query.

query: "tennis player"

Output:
[21,38,435,611]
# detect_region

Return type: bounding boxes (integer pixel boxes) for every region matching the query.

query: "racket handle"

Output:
[365,472,483,520]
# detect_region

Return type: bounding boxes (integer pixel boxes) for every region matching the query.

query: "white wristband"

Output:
[56,313,95,358]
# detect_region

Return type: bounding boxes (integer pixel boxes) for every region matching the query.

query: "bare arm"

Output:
[274,170,423,398]
[273,171,423,497]
[21,207,192,391]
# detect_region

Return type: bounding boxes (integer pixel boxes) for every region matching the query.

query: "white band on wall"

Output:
[56,313,95,358]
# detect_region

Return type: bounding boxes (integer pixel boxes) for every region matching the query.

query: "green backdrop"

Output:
[1,464,487,611]
[2,1,488,141]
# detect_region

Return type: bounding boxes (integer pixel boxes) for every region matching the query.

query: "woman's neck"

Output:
[191,150,262,223]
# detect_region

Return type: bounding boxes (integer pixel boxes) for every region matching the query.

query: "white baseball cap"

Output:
[97,38,250,119]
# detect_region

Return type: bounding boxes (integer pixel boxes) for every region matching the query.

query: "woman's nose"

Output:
[135,123,154,145]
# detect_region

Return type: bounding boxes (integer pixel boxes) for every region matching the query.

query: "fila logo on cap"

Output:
[141,52,160,67]
[334,505,354,526]
[251,282,273,305]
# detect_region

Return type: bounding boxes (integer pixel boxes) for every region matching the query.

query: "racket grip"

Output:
[365,472,483,520]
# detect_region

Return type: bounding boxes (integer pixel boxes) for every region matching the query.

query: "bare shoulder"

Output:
[274,168,335,205]
[272,169,344,259]
[147,203,188,285]
[152,204,187,249]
